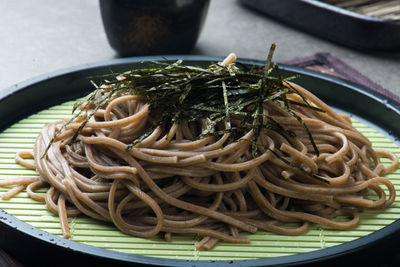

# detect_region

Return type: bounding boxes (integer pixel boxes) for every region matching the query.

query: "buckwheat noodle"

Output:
[0,56,398,250]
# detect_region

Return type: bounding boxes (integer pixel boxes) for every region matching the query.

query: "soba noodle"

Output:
[0,54,398,250]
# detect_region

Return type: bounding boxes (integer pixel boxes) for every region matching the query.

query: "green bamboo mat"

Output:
[0,100,399,261]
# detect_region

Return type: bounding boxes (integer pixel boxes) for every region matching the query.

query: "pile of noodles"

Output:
[1,57,398,251]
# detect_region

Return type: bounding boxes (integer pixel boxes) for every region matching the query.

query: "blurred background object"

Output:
[324,0,400,20]
[240,0,400,51]
[99,0,210,56]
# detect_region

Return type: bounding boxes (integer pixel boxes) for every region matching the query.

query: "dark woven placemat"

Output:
[284,52,400,104]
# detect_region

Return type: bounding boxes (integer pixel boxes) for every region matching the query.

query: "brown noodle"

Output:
[0,65,398,250]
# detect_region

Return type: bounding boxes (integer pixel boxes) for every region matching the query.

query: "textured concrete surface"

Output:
[0,0,399,94]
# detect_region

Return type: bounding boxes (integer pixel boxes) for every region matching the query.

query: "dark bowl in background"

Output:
[99,0,210,56]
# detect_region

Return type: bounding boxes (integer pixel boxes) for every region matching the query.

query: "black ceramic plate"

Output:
[0,56,400,267]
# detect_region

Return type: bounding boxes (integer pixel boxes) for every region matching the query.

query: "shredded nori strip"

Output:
[45,44,328,183]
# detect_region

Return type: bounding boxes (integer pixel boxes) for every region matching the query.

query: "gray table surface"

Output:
[0,0,399,95]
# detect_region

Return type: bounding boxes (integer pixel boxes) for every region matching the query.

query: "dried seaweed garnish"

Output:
[44,44,327,183]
